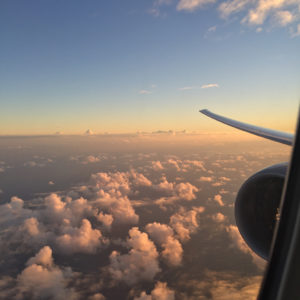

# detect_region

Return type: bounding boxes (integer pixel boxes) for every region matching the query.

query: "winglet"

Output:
[200,109,293,146]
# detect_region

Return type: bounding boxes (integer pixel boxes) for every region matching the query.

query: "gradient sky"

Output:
[1,0,299,135]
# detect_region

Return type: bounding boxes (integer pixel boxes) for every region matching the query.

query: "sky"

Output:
[0,0,299,135]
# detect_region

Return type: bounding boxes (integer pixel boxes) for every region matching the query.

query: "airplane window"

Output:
[0,1,299,299]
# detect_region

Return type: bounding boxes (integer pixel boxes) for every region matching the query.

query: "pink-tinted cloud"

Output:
[108,227,160,285]
[134,281,175,300]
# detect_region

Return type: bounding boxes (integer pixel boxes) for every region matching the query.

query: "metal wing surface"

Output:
[200,109,294,146]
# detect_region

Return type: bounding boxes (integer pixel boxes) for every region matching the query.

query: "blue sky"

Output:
[0,0,299,134]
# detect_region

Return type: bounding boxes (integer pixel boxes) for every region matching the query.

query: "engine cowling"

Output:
[235,163,288,260]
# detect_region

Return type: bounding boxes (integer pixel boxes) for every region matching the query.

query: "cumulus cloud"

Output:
[97,212,114,230]
[180,271,262,300]
[170,207,205,241]
[88,293,106,300]
[152,161,164,171]
[134,281,175,300]
[17,246,77,300]
[183,160,206,171]
[56,219,105,254]
[214,194,225,206]
[130,170,152,186]
[146,222,183,266]
[226,225,265,269]
[155,179,199,206]
[82,155,101,164]
[91,172,139,224]
[108,227,160,285]
[70,155,102,164]
[212,213,226,223]
[166,159,180,171]
[26,246,53,267]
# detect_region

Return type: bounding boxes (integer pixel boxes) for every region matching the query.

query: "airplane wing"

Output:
[200,109,294,146]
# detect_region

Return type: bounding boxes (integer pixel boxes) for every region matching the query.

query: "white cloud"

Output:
[177,0,216,11]
[219,0,251,18]
[275,10,294,26]
[179,86,198,91]
[139,90,152,95]
[201,83,219,89]
[175,0,300,34]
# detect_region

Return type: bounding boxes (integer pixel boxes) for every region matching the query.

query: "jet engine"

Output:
[235,163,288,260]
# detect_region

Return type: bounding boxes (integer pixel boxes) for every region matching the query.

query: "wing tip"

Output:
[199,109,210,115]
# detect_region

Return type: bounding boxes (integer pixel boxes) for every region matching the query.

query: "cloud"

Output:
[108,227,160,285]
[88,293,106,300]
[85,129,94,135]
[219,0,300,30]
[16,246,77,300]
[146,222,183,266]
[56,219,105,254]
[226,225,265,269]
[214,194,225,206]
[139,90,152,95]
[274,10,294,26]
[134,281,175,300]
[201,83,219,89]
[175,0,300,34]
[219,0,251,18]
[155,178,199,206]
[130,170,152,186]
[152,161,164,171]
[27,246,53,267]
[212,212,226,222]
[97,212,114,230]
[179,86,198,91]
[166,158,180,171]
[177,0,216,11]
[199,176,213,182]
[170,207,205,241]
[180,271,262,300]
[290,23,300,37]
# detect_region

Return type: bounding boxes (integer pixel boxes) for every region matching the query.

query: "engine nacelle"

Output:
[235,163,288,260]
